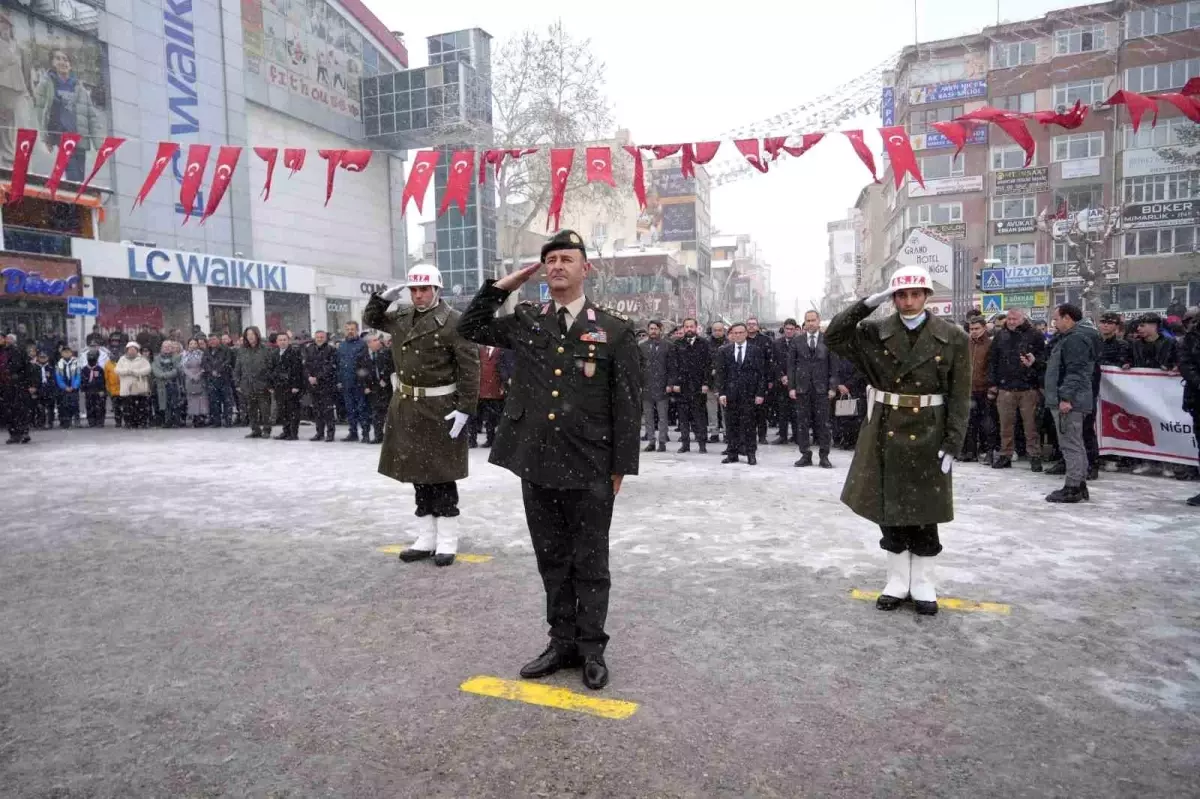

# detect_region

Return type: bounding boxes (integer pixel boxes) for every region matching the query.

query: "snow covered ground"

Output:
[2,427,1198,796]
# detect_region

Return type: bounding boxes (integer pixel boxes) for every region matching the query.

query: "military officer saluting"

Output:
[458,229,643,691]
[825,265,970,616]
[364,265,480,567]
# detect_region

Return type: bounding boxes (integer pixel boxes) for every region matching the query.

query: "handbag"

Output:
[834,397,860,417]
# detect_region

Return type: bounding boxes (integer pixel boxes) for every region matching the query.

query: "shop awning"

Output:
[0,182,108,222]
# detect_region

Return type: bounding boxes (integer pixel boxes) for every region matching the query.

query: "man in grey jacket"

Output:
[1043,303,1097,504]
[639,320,671,452]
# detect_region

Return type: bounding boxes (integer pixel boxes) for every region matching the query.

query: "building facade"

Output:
[821,214,859,317]
[879,0,1199,320]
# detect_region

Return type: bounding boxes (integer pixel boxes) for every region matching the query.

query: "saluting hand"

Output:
[494,262,541,293]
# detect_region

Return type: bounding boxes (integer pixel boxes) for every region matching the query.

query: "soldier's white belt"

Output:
[866,386,943,422]
[391,374,457,398]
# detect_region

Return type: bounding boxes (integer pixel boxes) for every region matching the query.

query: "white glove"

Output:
[444,410,470,439]
[937,450,953,475]
[379,284,405,302]
[865,288,893,309]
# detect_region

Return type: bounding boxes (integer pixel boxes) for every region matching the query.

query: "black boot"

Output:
[1046,482,1085,503]
[698,442,707,453]
[644,442,657,452]
[677,443,690,453]
[310,430,324,441]
[656,442,665,452]
[1045,460,1066,476]
[721,454,738,464]
[794,451,813,468]
[1087,464,1099,481]
[1030,457,1043,473]
[1187,493,1200,507]
[325,430,335,442]
[818,453,833,469]
[991,455,1012,469]
[342,430,359,442]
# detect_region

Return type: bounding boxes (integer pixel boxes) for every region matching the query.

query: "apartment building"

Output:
[880,0,1199,319]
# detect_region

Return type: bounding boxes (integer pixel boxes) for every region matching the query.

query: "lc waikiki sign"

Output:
[164,0,204,218]
[126,247,316,292]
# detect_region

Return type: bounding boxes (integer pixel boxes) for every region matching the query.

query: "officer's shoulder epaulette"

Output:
[596,305,632,324]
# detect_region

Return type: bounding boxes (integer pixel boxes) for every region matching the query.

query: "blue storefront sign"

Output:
[126,247,291,291]
[911,79,988,105]
[924,126,988,150]
[1,267,80,297]
[164,0,205,218]
[1004,264,1053,288]
[881,86,895,126]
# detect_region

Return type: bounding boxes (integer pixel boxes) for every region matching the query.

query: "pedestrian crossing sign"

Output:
[981,268,1005,291]
[982,294,1005,314]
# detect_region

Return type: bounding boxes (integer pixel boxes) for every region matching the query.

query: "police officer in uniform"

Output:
[458,229,643,690]
[825,265,970,616]
[364,265,480,567]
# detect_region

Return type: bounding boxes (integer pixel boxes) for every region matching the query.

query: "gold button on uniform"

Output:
[548,413,556,420]
[554,368,562,376]
[557,346,565,354]
[912,407,920,414]
[551,390,559,397]
[589,344,596,351]
[887,431,895,438]
[895,378,901,385]
[909,434,917,440]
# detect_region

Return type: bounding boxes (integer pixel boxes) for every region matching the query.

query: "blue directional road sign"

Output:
[981,268,1005,291]
[67,296,98,317]
[981,294,1005,314]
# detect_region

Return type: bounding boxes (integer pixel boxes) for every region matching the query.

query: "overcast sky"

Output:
[370,0,1084,317]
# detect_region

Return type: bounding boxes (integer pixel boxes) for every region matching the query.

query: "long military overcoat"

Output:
[363,294,480,485]
[824,301,971,526]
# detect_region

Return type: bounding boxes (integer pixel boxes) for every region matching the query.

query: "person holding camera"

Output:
[987,308,1046,471]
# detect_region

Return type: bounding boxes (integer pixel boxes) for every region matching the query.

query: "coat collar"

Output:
[403,300,450,344]
[883,312,952,377]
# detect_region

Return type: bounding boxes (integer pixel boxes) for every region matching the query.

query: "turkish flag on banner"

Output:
[318,149,345,205]
[1026,99,1089,130]
[254,147,278,199]
[478,148,537,185]
[930,121,970,159]
[74,136,125,201]
[1184,77,1200,96]
[6,128,37,204]
[842,130,878,183]
[45,133,82,200]
[402,150,439,215]
[283,148,306,175]
[1157,92,1200,123]
[585,146,615,186]
[624,145,646,210]
[644,144,682,160]
[178,144,212,223]
[546,148,574,230]
[958,107,1035,165]
[1100,399,1156,447]
[734,139,769,173]
[879,125,923,189]
[763,133,824,160]
[438,150,475,217]
[681,142,720,178]
[134,141,180,208]
[201,146,242,223]
[1103,91,1156,132]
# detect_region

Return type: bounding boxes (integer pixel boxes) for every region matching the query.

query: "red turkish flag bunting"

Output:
[842,130,878,183]
[317,149,371,205]
[1026,99,1089,129]
[283,148,306,175]
[439,150,475,217]
[643,144,682,160]
[6,128,37,205]
[1183,77,1200,96]
[134,141,180,208]
[254,147,278,199]
[585,146,615,186]
[1157,92,1200,123]
[681,142,720,178]
[930,121,970,159]
[1103,91,1156,132]
[879,125,923,189]
[478,148,537,185]
[45,132,82,200]
[402,150,439,215]
[958,107,1035,166]
[624,145,647,210]
[763,133,825,160]
[201,146,242,223]
[734,139,769,173]
[546,148,575,230]
[74,136,124,201]
[178,144,211,223]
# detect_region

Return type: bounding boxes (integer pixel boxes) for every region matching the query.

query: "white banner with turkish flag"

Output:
[1097,366,1197,466]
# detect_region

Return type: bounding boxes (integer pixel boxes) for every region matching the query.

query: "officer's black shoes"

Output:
[1044,460,1066,475]
[677,444,690,453]
[1046,483,1086,503]
[914,600,939,616]
[361,436,374,444]
[746,454,757,465]
[819,454,833,469]
[644,443,656,452]
[721,455,738,464]
[1187,493,1200,507]
[657,442,665,453]
[433,553,455,567]
[876,594,905,611]
[4,435,20,445]
[399,548,433,562]
[795,452,813,467]
[342,432,359,442]
[273,432,289,440]
[582,655,609,690]
[310,433,323,441]
[1030,457,1043,473]
[991,455,1013,469]
[520,646,581,679]
[697,443,707,453]
[325,431,335,442]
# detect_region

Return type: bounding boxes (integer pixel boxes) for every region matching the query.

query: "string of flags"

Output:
[4,79,1197,228]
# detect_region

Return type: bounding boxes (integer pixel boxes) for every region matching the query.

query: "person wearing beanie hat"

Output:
[1178,307,1200,507]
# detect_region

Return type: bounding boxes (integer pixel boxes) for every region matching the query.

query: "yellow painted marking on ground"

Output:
[850,588,1011,615]
[459,675,639,720]
[377,545,493,563]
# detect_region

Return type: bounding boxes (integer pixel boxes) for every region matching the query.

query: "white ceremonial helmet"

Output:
[406,264,443,289]
[888,265,934,294]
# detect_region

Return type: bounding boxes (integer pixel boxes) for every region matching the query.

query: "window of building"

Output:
[1123,117,1196,149]
[909,105,965,135]
[917,153,965,180]
[1124,172,1199,203]
[1053,240,1073,263]
[991,144,1035,170]
[992,242,1037,265]
[1125,57,1200,94]
[1053,131,1105,161]
[993,92,1037,113]
[992,195,1037,219]
[591,222,607,244]
[910,202,963,225]
[992,41,1037,68]
[1054,25,1107,55]
[1053,79,1107,108]
[1123,224,1198,256]
[1054,184,1104,212]
[1125,2,1200,39]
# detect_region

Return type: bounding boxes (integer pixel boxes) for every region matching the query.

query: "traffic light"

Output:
[975,270,983,292]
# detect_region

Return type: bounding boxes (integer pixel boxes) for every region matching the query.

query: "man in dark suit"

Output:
[772,319,798,444]
[789,310,837,468]
[715,322,768,465]
[271,332,306,440]
[457,229,643,691]
[639,320,672,452]
[668,317,711,454]
[745,317,773,444]
[356,333,394,444]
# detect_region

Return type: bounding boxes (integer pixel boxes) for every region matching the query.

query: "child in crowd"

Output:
[32,350,57,428]
[81,350,108,427]
[55,346,81,428]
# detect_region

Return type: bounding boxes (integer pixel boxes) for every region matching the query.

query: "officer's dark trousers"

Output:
[725,396,757,456]
[754,399,769,441]
[414,482,459,517]
[275,389,301,437]
[795,389,831,455]
[521,479,613,657]
[879,525,942,557]
[776,390,795,440]
[311,391,336,437]
[677,390,707,445]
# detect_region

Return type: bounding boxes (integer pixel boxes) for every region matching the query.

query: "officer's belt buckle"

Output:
[397,381,457,400]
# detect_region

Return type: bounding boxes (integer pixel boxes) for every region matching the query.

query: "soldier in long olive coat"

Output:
[825,265,970,616]
[363,265,479,567]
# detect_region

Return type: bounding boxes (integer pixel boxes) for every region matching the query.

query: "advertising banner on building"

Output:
[907,175,984,198]
[908,79,987,105]
[1097,367,1197,466]
[639,165,699,244]
[880,86,895,125]
[1122,146,1199,178]
[660,203,697,242]
[1121,200,1199,230]
[0,6,111,188]
[912,126,987,151]
[994,167,1049,195]
[1052,260,1119,287]
[926,222,966,239]
[1060,157,1101,180]
[894,229,952,294]
[0,253,81,300]
[1003,264,1052,288]
[994,218,1037,235]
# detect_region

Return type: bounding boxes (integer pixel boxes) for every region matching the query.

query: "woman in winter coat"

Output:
[152,342,183,428]
[180,338,209,427]
[233,326,273,438]
[115,342,152,428]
